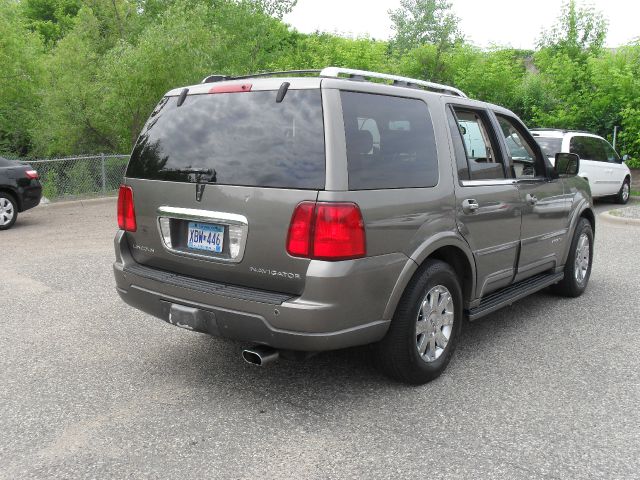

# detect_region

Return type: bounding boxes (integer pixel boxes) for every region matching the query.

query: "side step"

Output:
[467,272,564,321]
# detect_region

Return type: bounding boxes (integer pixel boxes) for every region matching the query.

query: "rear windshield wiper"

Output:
[159,167,217,183]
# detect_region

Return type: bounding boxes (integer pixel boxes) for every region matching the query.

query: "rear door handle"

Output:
[462,199,479,213]
[526,194,538,205]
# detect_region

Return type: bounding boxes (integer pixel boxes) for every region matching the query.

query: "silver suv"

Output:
[113,67,594,384]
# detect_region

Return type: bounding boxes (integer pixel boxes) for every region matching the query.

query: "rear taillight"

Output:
[286,201,315,257]
[286,202,365,261]
[117,185,137,232]
[25,170,38,179]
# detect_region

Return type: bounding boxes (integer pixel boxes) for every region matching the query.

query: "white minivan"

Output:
[531,129,632,204]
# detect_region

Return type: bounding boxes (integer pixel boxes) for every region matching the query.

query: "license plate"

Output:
[187,222,224,253]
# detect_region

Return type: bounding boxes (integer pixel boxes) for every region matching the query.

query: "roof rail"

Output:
[320,67,467,98]
[199,67,467,97]
[530,128,597,135]
[201,70,321,84]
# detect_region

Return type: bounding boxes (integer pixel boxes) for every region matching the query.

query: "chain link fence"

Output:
[13,154,129,202]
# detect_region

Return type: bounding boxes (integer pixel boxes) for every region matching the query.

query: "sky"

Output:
[284,0,639,49]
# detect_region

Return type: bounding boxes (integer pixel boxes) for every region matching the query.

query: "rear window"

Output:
[533,137,562,157]
[0,157,15,167]
[127,89,325,189]
[341,91,438,190]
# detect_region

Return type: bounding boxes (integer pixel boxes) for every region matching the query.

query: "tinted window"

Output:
[570,137,588,159]
[570,136,606,162]
[127,90,325,189]
[341,92,438,190]
[496,115,541,178]
[533,137,562,157]
[451,108,505,180]
[601,139,620,163]
[447,108,469,181]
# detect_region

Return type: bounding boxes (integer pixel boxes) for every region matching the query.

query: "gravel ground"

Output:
[610,199,640,218]
[1,198,639,479]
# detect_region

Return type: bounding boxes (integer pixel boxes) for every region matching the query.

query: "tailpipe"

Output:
[242,345,279,367]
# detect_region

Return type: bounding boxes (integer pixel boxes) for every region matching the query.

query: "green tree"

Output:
[30,5,124,156]
[20,0,81,46]
[279,32,391,72]
[537,0,607,60]
[0,0,44,155]
[389,0,462,81]
[527,1,611,133]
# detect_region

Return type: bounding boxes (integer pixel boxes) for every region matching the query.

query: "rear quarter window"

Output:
[341,91,438,190]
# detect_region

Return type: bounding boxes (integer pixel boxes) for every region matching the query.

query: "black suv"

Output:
[0,157,42,230]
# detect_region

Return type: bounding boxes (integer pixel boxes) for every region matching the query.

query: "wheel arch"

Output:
[383,235,476,319]
[580,206,595,234]
[560,201,595,266]
[0,187,21,210]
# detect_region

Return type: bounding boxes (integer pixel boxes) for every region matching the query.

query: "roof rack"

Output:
[530,128,596,135]
[200,67,467,98]
[319,67,467,97]
[201,70,321,84]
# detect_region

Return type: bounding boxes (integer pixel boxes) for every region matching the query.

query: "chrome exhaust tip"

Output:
[242,345,279,367]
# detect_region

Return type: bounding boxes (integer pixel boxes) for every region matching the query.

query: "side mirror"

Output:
[622,154,629,162]
[555,152,580,177]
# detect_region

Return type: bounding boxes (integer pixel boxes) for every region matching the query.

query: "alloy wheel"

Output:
[622,182,630,202]
[574,232,590,285]
[416,285,454,362]
[0,198,15,227]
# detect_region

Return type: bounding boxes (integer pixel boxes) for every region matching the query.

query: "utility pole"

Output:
[613,126,618,150]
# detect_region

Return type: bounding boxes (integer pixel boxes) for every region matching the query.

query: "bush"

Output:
[41,169,60,199]
[625,157,640,169]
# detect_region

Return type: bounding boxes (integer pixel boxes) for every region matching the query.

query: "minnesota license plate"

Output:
[187,222,224,253]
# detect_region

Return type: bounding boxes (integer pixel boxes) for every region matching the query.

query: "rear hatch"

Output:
[123,80,325,295]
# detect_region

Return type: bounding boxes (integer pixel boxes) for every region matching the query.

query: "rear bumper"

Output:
[113,231,407,351]
[19,183,42,211]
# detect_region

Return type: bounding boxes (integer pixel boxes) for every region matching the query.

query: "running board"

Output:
[467,272,564,321]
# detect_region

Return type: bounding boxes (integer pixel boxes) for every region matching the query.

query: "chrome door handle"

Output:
[526,194,538,205]
[462,199,479,213]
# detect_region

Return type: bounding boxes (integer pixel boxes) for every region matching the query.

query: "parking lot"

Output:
[1,198,639,479]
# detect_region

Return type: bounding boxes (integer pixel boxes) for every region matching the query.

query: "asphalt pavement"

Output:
[1,198,639,479]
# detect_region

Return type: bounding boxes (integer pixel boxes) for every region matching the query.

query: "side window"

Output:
[587,137,607,162]
[571,136,606,162]
[496,114,541,178]
[569,137,587,159]
[447,108,470,181]
[341,91,438,190]
[357,117,380,152]
[451,107,505,180]
[601,139,620,163]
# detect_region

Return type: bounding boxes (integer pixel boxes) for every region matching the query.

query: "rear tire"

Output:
[374,260,463,385]
[550,218,593,297]
[615,178,630,204]
[0,193,17,230]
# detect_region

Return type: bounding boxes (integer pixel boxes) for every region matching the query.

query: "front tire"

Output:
[615,178,630,204]
[375,260,463,385]
[0,193,17,230]
[550,218,593,297]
